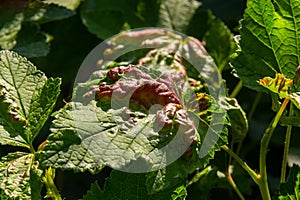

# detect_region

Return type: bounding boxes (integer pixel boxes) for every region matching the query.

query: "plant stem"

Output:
[247,92,262,122]
[221,145,259,184]
[226,171,246,200]
[225,143,245,200]
[29,143,36,154]
[187,166,212,187]
[230,80,243,98]
[42,167,62,200]
[280,103,293,183]
[258,98,289,200]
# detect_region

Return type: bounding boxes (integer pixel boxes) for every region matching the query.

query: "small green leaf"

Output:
[221,97,248,143]
[145,160,187,195]
[0,152,43,200]
[80,0,143,39]
[12,24,50,58]
[259,73,300,109]
[186,167,220,200]
[203,19,236,71]
[231,0,300,91]
[42,0,81,11]
[24,2,75,24]
[292,66,300,91]
[171,185,187,200]
[82,182,104,200]
[0,13,23,50]
[280,108,300,127]
[280,116,300,127]
[158,0,201,33]
[0,50,61,147]
[277,165,300,199]
[259,73,293,99]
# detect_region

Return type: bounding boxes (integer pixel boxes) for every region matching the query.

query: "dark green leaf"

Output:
[145,160,187,195]
[12,24,50,58]
[82,182,104,200]
[277,165,300,199]
[203,19,236,71]
[136,0,160,26]
[280,108,300,127]
[96,170,186,200]
[102,170,148,200]
[0,13,23,50]
[158,0,200,32]
[186,167,220,200]
[24,2,75,24]
[80,0,143,39]
[42,0,81,11]
[221,97,248,143]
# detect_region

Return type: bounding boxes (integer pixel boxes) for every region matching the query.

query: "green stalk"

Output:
[225,143,245,200]
[230,80,243,98]
[187,166,212,187]
[258,98,289,200]
[29,143,36,154]
[247,92,262,122]
[280,103,294,183]
[221,145,259,184]
[225,169,246,200]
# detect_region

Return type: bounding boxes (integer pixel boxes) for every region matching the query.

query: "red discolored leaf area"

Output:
[96,65,182,110]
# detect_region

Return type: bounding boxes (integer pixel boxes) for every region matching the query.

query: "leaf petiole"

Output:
[221,145,259,184]
[259,98,289,200]
[280,103,294,183]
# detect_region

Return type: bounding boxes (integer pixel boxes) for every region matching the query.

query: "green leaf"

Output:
[185,167,220,200]
[0,13,23,50]
[41,29,227,177]
[94,170,186,200]
[82,182,104,200]
[24,2,75,24]
[203,19,236,71]
[80,0,143,39]
[158,0,200,33]
[136,0,160,26]
[231,0,300,91]
[277,165,300,199]
[221,97,248,143]
[186,8,235,71]
[0,152,43,200]
[39,102,105,173]
[42,0,81,11]
[171,186,187,200]
[280,109,300,127]
[12,24,50,58]
[145,160,187,195]
[102,170,148,200]
[0,50,61,147]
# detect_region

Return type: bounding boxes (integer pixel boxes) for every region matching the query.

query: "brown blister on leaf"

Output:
[96,65,182,111]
